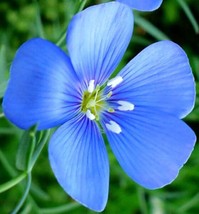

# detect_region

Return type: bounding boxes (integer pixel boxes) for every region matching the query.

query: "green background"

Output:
[0,0,199,213]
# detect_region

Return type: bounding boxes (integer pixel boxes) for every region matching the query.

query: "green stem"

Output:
[29,129,51,171]
[11,172,32,214]
[0,172,27,193]
[0,150,40,212]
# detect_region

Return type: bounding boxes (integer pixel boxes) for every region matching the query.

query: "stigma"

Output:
[81,79,106,121]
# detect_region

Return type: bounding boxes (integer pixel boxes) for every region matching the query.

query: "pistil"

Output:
[81,80,106,121]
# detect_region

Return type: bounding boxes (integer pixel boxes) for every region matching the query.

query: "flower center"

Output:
[81,80,105,120]
[81,77,135,134]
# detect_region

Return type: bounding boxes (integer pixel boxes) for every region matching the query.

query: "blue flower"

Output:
[3,2,196,212]
[116,0,163,11]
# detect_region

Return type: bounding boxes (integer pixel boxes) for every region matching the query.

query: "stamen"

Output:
[105,120,122,134]
[108,108,115,113]
[118,100,134,111]
[86,109,95,120]
[107,91,112,98]
[94,85,100,100]
[96,95,108,104]
[88,80,95,93]
[107,76,123,88]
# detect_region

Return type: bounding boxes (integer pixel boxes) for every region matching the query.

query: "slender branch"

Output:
[29,129,51,171]
[11,173,32,214]
[0,172,27,193]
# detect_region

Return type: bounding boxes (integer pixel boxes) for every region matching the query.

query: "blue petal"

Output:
[3,38,81,130]
[49,115,109,211]
[102,108,196,189]
[116,0,163,11]
[67,2,133,88]
[111,41,195,119]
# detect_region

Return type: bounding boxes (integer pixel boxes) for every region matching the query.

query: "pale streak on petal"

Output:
[105,120,122,134]
[118,100,135,111]
[88,80,95,93]
[86,109,95,120]
[107,76,123,88]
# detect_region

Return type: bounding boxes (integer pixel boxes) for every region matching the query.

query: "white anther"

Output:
[88,80,95,93]
[117,100,135,111]
[105,120,122,134]
[86,109,95,120]
[107,76,123,88]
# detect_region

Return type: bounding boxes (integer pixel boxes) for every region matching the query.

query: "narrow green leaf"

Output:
[0,149,17,177]
[56,28,67,47]
[35,130,44,145]
[185,83,199,121]
[76,0,89,13]
[16,125,37,171]
[134,13,170,41]
[0,45,7,83]
[0,172,27,193]
[178,193,199,213]
[191,56,199,81]
[30,182,50,201]
[132,35,152,46]
[34,0,45,38]
[0,128,16,134]
[40,202,80,214]
[20,204,32,214]
[0,80,7,98]
[176,0,199,33]
[56,0,89,47]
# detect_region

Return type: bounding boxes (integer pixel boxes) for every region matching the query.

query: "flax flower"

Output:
[3,2,196,212]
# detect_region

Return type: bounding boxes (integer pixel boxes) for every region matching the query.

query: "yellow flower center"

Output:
[81,85,105,121]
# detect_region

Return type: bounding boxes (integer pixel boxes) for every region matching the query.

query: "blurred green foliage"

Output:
[0,0,199,213]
